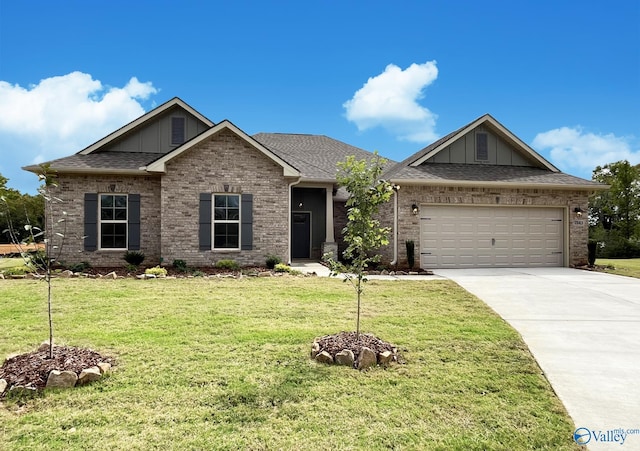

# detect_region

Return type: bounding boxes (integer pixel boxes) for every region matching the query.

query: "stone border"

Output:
[310,340,397,370]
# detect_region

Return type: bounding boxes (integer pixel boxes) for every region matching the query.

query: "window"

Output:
[213,194,240,249]
[171,116,186,145]
[100,194,127,249]
[476,132,488,161]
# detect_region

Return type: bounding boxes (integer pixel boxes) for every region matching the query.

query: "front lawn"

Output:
[595,258,640,279]
[0,277,579,450]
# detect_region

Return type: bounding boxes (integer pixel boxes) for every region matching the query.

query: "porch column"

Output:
[322,186,337,259]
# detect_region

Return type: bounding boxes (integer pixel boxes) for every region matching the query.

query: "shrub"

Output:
[2,266,30,276]
[172,259,188,272]
[145,266,167,277]
[265,254,281,269]
[406,240,415,269]
[68,261,91,273]
[215,259,240,271]
[124,251,145,267]
[587,240,597,266]
[274,263,291,273]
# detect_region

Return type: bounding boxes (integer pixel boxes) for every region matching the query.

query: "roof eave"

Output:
[22,165,150,176]
[389,178,609,191]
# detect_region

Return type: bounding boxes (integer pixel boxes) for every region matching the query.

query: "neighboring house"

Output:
[24,98,605,269]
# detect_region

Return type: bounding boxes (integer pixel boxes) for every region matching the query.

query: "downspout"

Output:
[287,177,302,264]
[390,185,399,266]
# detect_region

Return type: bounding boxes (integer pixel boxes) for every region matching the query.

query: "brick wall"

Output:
[49,175,161,267]
[379,185,590,268]
[160,129,290,267]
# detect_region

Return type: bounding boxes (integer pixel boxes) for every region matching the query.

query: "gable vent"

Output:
[171,116,186,146]
[476,132,488,161]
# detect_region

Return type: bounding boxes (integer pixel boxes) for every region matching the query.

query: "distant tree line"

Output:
[589,160,640,258]
[0,173,45,244]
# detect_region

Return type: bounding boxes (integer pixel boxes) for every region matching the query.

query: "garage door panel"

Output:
[420,206,564,268]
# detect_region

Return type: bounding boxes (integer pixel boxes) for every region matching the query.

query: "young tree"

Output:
[324,152,394,336]
[1,165,66,359]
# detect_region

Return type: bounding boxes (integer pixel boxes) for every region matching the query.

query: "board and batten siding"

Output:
[427,126,534,167]
[102,106,209,154]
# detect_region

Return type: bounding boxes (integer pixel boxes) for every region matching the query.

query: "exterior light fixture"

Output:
[574,207,584,217]
[392,184,400,192]
[411,204,419,215]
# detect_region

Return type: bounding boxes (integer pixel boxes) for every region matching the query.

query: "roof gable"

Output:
[145,120,300,177]
[78,97,214,155]
[408,114,559,172]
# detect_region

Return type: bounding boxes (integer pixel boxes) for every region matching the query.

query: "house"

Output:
[23,97,605,269]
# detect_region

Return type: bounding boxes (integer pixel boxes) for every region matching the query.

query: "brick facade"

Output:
[378,185,590,268]
[50,175,161,267]
[159,129,290,267]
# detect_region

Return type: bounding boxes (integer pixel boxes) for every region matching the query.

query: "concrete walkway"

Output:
[435,268,640,450]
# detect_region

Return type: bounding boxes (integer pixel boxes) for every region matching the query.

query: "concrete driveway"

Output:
[435,268,640,449]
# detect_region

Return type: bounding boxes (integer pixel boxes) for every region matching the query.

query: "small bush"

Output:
[145,266,167,277]
[2,266,30,276]
[124,251,145,266]
[265,254,282,270]
[587,240,597,266]
[172,259,188,272]
[274,263,291,273]
[215,259,240,271]
[68,261,91,273]
[191,270,205,277]
[406,240,415,269]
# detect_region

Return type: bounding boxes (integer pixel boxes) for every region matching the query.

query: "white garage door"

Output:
[420,206,564,268]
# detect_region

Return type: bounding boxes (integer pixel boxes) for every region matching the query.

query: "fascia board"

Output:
[389,178,609,191]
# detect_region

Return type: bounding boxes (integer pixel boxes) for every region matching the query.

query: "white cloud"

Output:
[343,61,439,143]
[532,127,640,174]
[0,72,157,192]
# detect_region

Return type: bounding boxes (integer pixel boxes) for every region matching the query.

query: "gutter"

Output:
[390,186,399,266]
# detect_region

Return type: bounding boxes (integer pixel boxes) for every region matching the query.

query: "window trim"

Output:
[212,193,241,250]
[98,193,128,251]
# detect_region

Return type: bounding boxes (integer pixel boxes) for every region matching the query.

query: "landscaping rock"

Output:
[310,341,320,359]
[97,362,111,374]
[315,351,334,364]
[60,270,74,278]
[46,370,78,389]
[0,273,4,279]
[335,349,355,367]
[0,378,7,394]
[38,341,53,352]
[357,347,377,370]
[378,350,394,366]
[105,271,118,279]
[77,366,102,385]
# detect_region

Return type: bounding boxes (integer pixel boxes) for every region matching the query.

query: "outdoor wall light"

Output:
[411,204,419,215]
[392,184,400,192]
[574,207,584,217]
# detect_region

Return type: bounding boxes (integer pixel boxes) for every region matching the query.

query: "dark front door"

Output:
[292,212,311,259]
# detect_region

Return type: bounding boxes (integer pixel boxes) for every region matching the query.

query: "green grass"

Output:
[0,257,26,270]
[596,258,640,278]
[0,277,579,450]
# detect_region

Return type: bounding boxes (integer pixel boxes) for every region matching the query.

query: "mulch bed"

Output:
[315,331,400,360]
[0,346,114,394]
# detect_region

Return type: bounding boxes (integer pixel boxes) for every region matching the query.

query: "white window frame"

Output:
[213,193,241,250]
[99,194,128,250]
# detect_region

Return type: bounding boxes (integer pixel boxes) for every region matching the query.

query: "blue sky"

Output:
[1,0,638,193]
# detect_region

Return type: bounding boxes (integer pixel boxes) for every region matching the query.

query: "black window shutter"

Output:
[199,193,212,250]
[84,193,98,251]
[128,194,141,250]
[241,193,253,250]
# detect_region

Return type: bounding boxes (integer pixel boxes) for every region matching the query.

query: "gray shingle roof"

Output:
[253,133,394,181]
[23,152,158,173]
[385,163,603,188]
